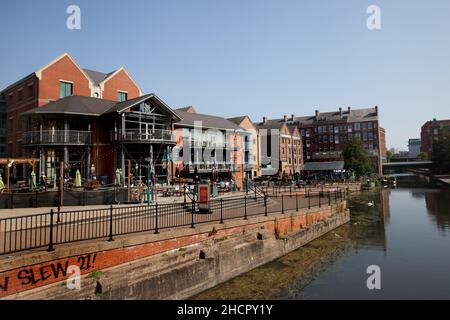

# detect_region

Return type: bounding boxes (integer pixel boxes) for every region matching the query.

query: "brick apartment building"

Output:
[420,118,450,156]
[262,107,387,175]
[0,53,142,159]
[254,117,303,178]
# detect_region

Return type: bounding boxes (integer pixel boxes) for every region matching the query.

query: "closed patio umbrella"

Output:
[75,170,82,188]
[30,171,36,190]
[114,169,121,186]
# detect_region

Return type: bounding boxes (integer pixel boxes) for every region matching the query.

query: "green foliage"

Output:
[87,271,103,281]
[343,137,373,177]
[386,150,393,162]
[432,139,450,174]
[274,227,282,240]
[418,152,428,161]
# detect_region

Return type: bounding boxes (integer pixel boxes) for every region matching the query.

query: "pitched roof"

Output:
[21,95,117,117]
[83,69,115,86]
[107,93,182,120]
[261,107,379,127]
[176,106,197,113]
[227,116,248,125]
[175,110,241,130]
[254,118,287,130]
[20,94,182,121]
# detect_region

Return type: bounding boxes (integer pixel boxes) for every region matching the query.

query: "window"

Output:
[362,122,367,130]
[28,84,34,97]
[354,123,361,131]
[368,122,373,130]
[18,89,23,101]
[60,81,73,98]
[118,91,127,102]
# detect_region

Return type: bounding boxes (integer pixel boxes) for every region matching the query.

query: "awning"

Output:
[302,161,345,172]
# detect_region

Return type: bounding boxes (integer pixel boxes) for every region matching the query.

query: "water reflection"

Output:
[425,190,450,233]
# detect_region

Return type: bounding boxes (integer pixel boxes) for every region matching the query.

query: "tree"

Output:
[344,137,373,177]
[386,150,393,162]
[431,139,450,174]
[417,152,428,161]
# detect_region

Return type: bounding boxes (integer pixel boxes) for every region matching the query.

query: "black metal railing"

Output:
[23,130,91,146]
[0,188,347,255]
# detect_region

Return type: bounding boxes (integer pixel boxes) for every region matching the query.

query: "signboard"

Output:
[198,184,210,213]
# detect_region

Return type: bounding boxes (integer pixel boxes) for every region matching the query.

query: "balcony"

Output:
[111,129,176,144]
[189,139,236,149]
[187,163,238,173]
[23,130,91,146]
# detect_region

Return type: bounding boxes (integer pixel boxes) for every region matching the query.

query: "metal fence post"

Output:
[108,205,114,241]
[308,190,311,209]
[57,206,61,223]
[190,200,195,229]
[328,191,331,206]
[154,202,159,234]
[220,198,224,224]
[319,192,321,208]
[264,195,268,217]
[281,194,284,214]
[296,193,298,212]
[47,209,55,252]
[244,196,247,220]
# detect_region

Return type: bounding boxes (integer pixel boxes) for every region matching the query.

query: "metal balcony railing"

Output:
[111,129,175,143]
[23,130,91,146]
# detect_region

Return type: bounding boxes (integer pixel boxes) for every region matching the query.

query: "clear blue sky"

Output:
[1,0,450,150]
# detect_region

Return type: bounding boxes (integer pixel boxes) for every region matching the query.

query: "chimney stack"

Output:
[291,114,295,121]
[339,107,343,116]
[263,116,268,124]
[315,110,320,120]
[375,105,378,115]
[347,106,351,113]
[283,115,288,122]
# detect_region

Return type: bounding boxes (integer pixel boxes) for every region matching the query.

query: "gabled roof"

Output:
[107,93,182,120]
[175,110,241,130]
[227,116,248,125]
[21,95,117,117]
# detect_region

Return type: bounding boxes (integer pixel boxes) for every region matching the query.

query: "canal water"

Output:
[193,176,450,300]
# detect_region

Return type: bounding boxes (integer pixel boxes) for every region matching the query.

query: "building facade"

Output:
[408,138,421,158]
[228,116,260,180]
[254,116,303,179]
[259,107,386,175]
[0,53,142,161]
[421,119,450,156]
[172,107,245,189]
[21,94,180,186]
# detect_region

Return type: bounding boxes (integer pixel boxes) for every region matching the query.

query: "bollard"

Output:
[281,194,285,214]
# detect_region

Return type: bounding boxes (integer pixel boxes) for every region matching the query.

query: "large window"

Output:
[60,81,73,98]
[118,91,128,102]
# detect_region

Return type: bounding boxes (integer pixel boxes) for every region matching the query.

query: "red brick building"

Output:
[421,118,450,156]
[0,53,142,182]
[1,53,142,159]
